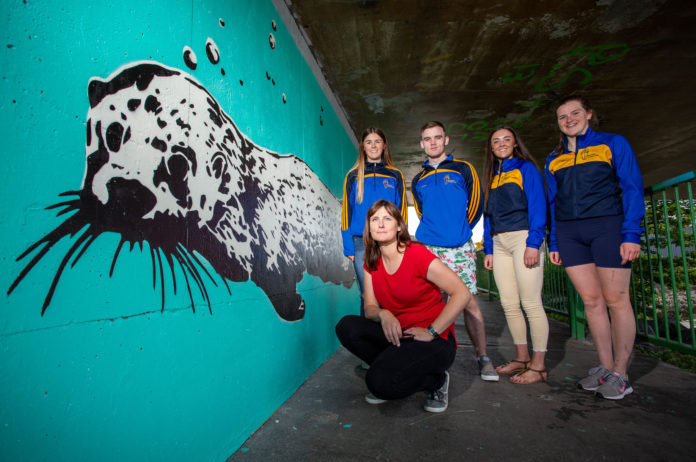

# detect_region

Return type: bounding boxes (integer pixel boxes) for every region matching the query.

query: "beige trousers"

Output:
[492,230,549,352]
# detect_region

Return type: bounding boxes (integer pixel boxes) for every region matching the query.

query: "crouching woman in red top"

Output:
[335,199,471,413]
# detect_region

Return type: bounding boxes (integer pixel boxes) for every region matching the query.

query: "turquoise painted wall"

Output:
[0,1,358,461]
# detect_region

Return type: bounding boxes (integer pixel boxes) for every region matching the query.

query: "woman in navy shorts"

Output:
[545,95,644,400]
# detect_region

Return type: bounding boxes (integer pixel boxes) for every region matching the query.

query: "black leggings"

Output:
[335,315,457,400]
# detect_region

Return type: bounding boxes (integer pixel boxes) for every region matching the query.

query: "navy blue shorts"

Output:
[556,215,631,268]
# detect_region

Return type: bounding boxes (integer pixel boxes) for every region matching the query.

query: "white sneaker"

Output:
[365,393,386,404]
[424,371,449,413]
[478,356,500,382]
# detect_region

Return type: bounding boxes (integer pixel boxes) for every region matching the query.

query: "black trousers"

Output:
[335,315,457,400]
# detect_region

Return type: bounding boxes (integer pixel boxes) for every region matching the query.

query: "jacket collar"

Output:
[366,159,384,168]
[422,154,452,168]
[496,157,523,170]
[563,126,596,152]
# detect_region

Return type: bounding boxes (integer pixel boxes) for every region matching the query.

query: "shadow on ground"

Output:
[229,295,696,461]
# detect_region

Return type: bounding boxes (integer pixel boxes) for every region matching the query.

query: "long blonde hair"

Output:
[351,127,395,203]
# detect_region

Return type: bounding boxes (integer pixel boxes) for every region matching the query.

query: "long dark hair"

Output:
[363,199,414,271]
[553,94,595,154]
[350,127,394,203]
[483,126,539,204]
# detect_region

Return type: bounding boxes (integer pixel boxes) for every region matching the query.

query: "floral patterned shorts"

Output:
[426,239,478,294]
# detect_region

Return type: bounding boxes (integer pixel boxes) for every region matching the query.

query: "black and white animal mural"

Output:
[7,61,354,321]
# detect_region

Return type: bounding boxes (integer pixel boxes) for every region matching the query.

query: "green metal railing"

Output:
[477,170,696,355]
[633,171,695,354]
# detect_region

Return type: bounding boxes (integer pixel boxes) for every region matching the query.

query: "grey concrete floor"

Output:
[229,295,696,461]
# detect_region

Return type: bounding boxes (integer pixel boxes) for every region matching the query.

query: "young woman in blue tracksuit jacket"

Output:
[482,126,549,384]
[341,127,406,316]
[545,95,644,400]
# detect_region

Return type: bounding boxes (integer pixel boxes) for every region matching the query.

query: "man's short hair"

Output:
[420,121,446,135]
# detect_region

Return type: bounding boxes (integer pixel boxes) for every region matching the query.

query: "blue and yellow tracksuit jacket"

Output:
[411,155,483,247]
[483,157,546,255]
[544,126,644,252]
[341,161,407,256]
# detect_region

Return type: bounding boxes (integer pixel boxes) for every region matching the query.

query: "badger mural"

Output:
[7,61,353,321]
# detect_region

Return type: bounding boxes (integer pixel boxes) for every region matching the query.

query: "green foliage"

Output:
[640,197,695,293]
[546,311,569,323]
[636,344,696,373]
[633,193,695,323]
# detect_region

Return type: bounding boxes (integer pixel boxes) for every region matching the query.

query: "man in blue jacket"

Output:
[412,121,498,382]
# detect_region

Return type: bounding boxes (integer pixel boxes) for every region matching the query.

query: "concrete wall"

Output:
[0,1,357,460]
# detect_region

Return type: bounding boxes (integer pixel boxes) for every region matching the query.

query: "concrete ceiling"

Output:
[283,0,696,196]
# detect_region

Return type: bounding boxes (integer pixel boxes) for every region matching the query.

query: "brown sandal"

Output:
[510,367,547,384]
[495,359,529,375]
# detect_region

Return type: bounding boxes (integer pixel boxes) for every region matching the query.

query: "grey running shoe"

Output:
[424,371,449,413]
[577,365,610,391]
[596,371,633,400]
[478,356,500,382]
[365,393,386,404]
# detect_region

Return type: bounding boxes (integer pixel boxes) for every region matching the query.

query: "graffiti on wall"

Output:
[7,60,353,322]
[500,43,630,91]
[416,41,454,89]
[447,43,631,143]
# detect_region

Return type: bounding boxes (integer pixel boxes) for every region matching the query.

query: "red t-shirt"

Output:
[364,243,456,341]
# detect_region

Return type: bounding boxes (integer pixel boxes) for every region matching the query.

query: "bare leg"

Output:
[442,291,488,356]
[597,267,635,376]
[463,296,488,357]
[528,350,546,371]
[565,263,614,370]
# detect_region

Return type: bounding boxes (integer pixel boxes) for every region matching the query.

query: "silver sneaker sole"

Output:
[423,402,448,413]
[365,394,386,404]
[599,385,634,400]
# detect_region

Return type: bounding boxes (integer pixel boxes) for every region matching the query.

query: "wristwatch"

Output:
[427,325,439,338]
